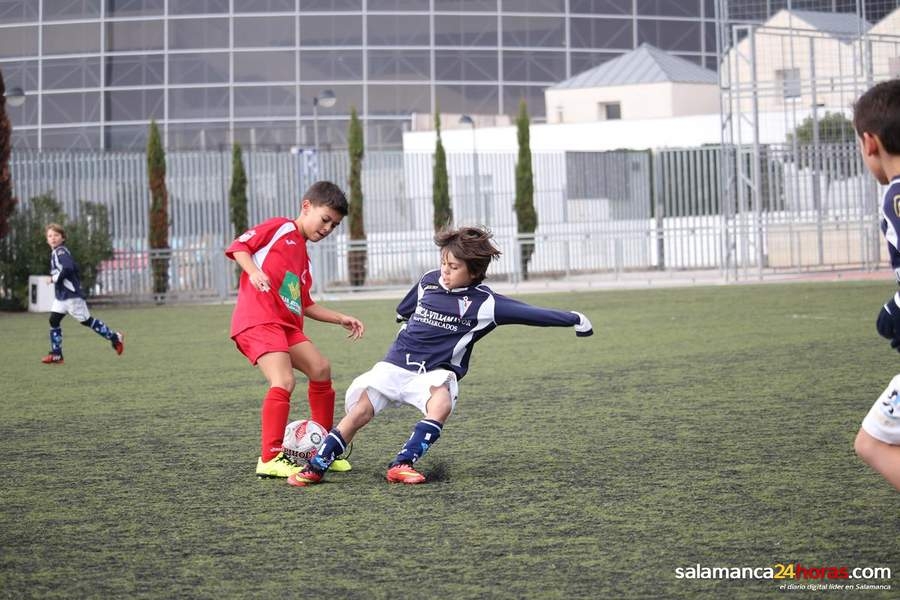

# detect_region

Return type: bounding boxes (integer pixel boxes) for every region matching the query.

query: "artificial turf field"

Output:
[0,280,897,599]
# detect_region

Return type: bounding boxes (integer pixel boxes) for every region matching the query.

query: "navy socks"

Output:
[392,419,442,466]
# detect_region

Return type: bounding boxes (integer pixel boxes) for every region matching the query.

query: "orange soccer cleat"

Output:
[386,463,426,484]
[112,332,125,355]
[287,466,324,487]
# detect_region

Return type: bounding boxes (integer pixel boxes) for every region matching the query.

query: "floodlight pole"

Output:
[312,89,336,154]
[459,115,480,224]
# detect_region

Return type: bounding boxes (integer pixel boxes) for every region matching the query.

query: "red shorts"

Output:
[232,322,309,365]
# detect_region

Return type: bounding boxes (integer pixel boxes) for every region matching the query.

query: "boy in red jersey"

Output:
[227,181,365,478]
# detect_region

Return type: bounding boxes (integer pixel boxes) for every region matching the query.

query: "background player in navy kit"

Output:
[288,226,593,486]
[852,79,900,491]
[42,223,124,365]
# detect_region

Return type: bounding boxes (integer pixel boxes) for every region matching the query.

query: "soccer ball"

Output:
[282,419,327,466]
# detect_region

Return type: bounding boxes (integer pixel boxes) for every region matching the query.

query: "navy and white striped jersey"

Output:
[49,244,84,300]
[382,269,582,380]
[879,176,900,282]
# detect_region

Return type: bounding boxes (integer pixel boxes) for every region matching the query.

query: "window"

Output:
[43,57,101,90]
[169,18,229,50]
[42,92,102,124]
[776,68,801,100]
[105,89,164,121]
[368,49,430,81]
[43,23,101,55]
[234,51,295,82]
[367,14,429,46]
[299,15,363,46]
[598,102,621,120]
[234,17,295,47]
[106,54,165,86]
[107,0,165,16]
[106,20,164,51]
[434,50,498,81]
[233,86,296,118]
[168,53,229,84]
[299,50,363,80]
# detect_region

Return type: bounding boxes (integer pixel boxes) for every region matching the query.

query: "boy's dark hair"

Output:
[434,226,502,284]
[853,80,900,154]
[304,181,349,216]
[46,223,66,240]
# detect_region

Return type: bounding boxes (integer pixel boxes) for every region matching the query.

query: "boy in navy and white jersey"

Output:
[852,79,900,492]
[42,223,124,364]
[288,226,593,486]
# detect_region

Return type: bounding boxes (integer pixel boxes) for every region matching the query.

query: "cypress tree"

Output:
[147,120,169,302]
[347,107,367,286]
[432,111,452,231]
[0,69,17,240]
[229,142,249,285]
[515,100,537,280]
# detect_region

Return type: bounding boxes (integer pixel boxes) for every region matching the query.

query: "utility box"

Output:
[28,275,54,312]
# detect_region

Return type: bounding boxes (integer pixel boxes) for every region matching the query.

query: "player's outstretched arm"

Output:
[494,294,594,337]
[304,303,365,340]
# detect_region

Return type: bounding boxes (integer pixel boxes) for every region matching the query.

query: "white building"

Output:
[543,43,720,124]
[863,6,900,79]
[723,9,873,114]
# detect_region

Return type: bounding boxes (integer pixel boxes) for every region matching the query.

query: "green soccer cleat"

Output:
[329,441,353,472]
[330,458,352,472]
[256,452,303,479]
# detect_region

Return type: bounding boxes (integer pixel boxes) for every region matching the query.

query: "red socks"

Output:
[259,381,334,461]
[308,379,336,430]
[261,386,291,461]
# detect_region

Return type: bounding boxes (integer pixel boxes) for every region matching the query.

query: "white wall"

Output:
[670,83,722,116]
[545,82,719,124]
[403,109,823,154]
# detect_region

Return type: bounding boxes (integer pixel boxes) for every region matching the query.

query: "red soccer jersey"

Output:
[226,217,315,337]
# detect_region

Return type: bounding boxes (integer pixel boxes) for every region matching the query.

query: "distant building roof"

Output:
[781,9,871,40]
[868,6,900,35]
[550,43,718,90]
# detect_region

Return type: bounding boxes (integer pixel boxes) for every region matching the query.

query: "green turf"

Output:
[0,281,897,599]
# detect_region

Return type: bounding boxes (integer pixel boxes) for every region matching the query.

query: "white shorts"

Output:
[50,297,91,322]
[861,374,900,445]
[345,361,459,417]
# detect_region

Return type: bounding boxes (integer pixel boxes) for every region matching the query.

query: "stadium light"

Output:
[313,89,337,152]
[4,86,25,108]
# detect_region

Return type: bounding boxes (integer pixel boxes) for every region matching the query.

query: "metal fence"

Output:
[8,140,880,303]
[716,0,896,279]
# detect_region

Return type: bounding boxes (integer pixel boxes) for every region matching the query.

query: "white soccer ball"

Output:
[282,419,327,466]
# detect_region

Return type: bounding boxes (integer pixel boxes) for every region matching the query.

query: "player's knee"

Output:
[307,358,331,381]
[426,387,453,422]
[49,312,64,328]
[79,317,94,328]
[270,376,296,394]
